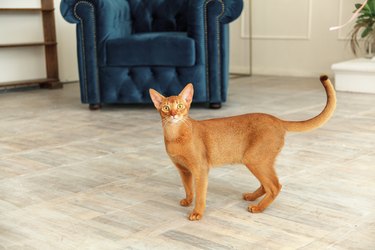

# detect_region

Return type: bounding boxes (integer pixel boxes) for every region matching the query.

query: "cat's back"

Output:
[195,112,286,146]
[198,113,283,131]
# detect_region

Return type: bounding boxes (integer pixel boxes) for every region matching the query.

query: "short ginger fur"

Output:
[150,76,336,221]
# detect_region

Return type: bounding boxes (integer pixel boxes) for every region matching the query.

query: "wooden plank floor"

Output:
[0,76,374,249]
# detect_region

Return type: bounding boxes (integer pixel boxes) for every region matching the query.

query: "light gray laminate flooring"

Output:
[0,76,374,249]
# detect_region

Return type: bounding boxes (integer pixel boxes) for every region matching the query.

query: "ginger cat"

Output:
[149,76,336,221]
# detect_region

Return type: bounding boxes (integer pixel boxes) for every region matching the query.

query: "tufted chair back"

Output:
[128,0,188,33]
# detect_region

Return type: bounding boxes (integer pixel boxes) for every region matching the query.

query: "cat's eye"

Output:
[162,105,170,112]
[177,103,184,109]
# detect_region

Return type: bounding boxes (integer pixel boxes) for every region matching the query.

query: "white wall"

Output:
[230,0,360,77]
[0,0,78,84]
[55,0,78,82]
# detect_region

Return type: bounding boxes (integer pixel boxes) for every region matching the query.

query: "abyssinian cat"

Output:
[149,75,336,221]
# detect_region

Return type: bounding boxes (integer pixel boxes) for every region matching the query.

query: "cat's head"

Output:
[149,83,194,125]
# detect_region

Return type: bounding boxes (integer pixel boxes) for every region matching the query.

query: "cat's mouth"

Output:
[169,116,182,123]
[169,116,181,123]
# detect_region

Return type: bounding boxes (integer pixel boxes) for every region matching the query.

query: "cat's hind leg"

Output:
[243,186,265,201]
[244,160,282,213]
[176,165,194,207]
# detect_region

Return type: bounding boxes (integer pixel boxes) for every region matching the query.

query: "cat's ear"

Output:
[179,83,194,105]
[149,88,165,110]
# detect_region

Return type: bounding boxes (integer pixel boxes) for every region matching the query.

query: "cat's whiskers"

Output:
[162,117,171,127]
[161,115,192,140]
[161,117,177,128]
[180,116,192,129]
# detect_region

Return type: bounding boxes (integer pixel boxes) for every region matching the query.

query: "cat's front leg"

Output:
[189,168,209,221]
[176,165,194,207]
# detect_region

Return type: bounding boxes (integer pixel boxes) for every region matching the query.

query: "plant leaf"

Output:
[355,3,364,9]
[361,25,373,37]
[369,0,375,13]
[364,3,372,13]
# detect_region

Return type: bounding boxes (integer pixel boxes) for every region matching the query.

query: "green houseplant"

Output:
[350,0,375,57]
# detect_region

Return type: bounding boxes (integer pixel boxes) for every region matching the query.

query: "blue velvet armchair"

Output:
[60,0,243,109]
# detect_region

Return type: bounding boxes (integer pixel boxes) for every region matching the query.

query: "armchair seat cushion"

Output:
[106,32,195,67]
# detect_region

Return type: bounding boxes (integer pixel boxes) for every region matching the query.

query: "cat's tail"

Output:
[282,75,336,132]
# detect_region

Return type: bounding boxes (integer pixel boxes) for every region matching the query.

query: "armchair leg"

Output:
[209,103,222,109]
[89,104,102,110]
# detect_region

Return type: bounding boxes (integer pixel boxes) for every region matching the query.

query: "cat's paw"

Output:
[180,198,192,207]
[243,192,258,201]
[188,211,203,221]
[248,205,263,213]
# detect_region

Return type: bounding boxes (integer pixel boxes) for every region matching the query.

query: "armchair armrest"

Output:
[60,0,131,104]
[189,0,243,24]
[188,0,243,104]
[60,0,132,43]
[219,0,244,24]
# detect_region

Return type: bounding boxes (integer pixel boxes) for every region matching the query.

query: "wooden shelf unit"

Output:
[0,42,57,48]
[0,8,54,12]
[0,0,61,89]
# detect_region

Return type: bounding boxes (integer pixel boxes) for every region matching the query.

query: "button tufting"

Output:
[127,70,134,80]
